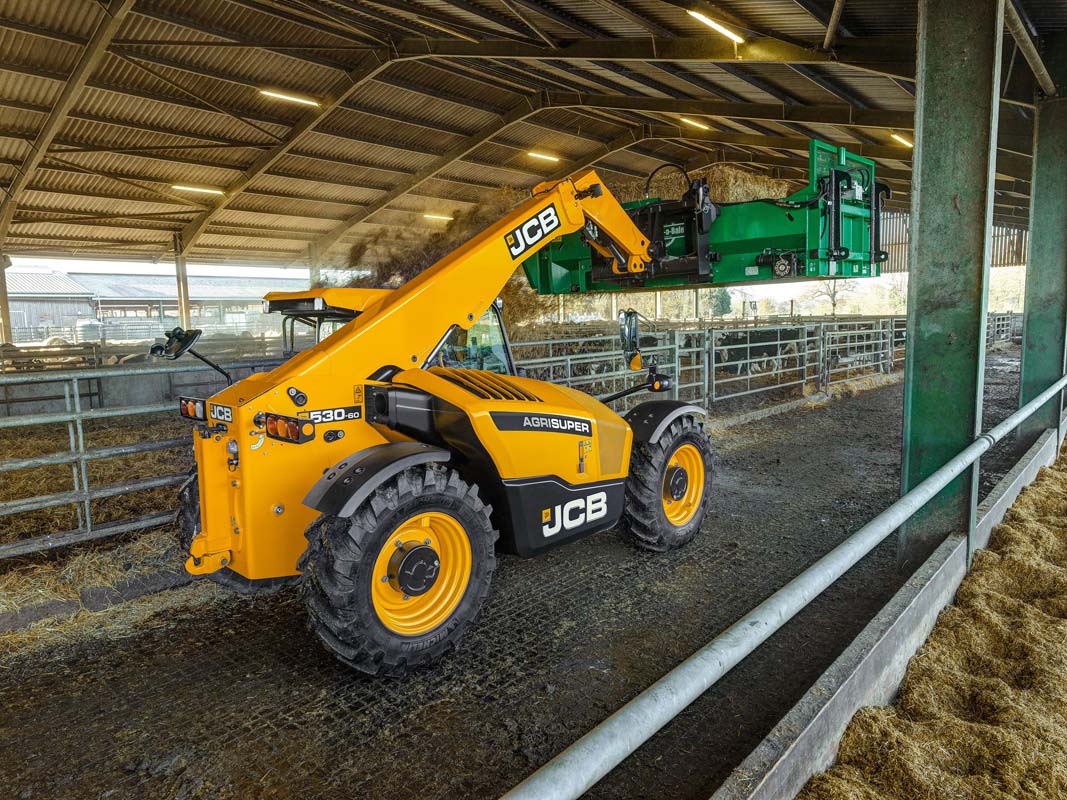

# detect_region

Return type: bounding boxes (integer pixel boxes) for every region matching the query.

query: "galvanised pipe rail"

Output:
[0,317,1015,559]
[0,358,281,385]
[502,371,1067,800]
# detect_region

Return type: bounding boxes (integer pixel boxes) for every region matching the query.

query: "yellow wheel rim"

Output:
[371,512,472,636]
[661,443,705,526]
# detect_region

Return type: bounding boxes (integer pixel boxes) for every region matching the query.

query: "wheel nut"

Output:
[381,575,389,582]
[394,540,403,548]
[423,538,430,545]
[402,594,410,601]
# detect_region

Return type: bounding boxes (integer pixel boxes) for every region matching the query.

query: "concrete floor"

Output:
[0,351,1024,800]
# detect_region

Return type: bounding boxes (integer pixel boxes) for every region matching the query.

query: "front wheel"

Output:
[620,416,714,552]
[300,465,497,676]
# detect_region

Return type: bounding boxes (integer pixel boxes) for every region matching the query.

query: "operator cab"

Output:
[427,301,515,375]
[264,289,383,357]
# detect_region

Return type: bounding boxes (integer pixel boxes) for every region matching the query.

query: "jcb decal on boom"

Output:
[505,204,561,259]
[541,491,608,538]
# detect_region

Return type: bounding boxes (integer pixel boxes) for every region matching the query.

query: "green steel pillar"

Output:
[899,0,1003,571]
[1018,33,1067,445]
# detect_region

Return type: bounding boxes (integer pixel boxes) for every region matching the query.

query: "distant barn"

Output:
[6,270,309,343]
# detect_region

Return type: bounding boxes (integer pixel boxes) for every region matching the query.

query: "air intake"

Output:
[430,368,541,402]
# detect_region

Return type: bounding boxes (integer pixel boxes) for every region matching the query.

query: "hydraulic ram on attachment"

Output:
[522,139,890,294]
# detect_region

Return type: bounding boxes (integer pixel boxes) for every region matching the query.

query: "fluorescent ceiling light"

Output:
[890,133,914,147]
[171,185,225,195]
[528,151,560,162]
[687,10,744,44]
[259,89,320,107]
[680,117,710,130]
[423,213,454,221]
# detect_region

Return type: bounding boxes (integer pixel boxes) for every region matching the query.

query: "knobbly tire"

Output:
[176,470,200,553]
[299,465,498,676]
[620,415,714,552]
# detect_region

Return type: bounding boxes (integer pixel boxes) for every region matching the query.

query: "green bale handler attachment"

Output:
[523,139,891,295]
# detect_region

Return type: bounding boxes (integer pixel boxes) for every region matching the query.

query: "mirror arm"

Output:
[599,381,651,404]
[187,348,233,386]
[599,363,671,404]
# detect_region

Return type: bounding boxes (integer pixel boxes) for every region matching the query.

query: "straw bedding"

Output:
[0,413,192,613]
[799,448,1067,800]
[0,412,193,541]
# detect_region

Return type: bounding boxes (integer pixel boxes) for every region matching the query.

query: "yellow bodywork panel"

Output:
[186,170,649,581]
[262,287,392,314]
[396,368,632,484]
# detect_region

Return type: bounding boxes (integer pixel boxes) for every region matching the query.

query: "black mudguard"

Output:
[625,400,707,445]
[303,442,451,518]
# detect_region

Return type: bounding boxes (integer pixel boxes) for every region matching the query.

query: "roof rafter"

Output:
[308,93,549,260]
[0,0,136,246]
[176,49,392,255]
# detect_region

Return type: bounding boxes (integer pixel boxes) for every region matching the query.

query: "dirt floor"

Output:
[0,349,1025,800]
[799,437,1067,800]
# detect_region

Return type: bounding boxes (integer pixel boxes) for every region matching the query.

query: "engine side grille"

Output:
[429,367,541,402]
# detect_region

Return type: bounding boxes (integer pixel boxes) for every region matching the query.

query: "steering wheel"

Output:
[150,327,203,360]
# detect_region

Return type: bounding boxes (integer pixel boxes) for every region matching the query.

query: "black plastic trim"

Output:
[625,400,707,444]
[303,442,451,518]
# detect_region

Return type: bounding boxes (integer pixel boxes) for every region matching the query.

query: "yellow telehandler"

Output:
[156,169,713,674]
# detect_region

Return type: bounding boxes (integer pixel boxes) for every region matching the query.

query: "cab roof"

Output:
[263,287,392,316]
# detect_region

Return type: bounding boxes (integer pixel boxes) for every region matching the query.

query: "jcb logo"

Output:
[541,491,607,538]
[505,204,561,259]
[209,404,232,423]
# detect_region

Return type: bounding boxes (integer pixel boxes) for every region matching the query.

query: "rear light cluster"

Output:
[263,413,315,443]
[179,397,206,420]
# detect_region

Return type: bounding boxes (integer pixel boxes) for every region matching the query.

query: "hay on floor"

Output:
[799,446,1067,800]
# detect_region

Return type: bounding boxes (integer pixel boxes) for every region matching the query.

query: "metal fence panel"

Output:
[0,313,1016,559]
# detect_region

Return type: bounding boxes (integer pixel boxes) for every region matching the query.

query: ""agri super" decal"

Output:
[491,411,592,437]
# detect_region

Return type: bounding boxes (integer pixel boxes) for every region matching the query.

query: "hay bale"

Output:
[799,452,1067,800]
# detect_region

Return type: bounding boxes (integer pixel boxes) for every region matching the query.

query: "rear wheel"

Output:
[300,465,497,676]
[621,416,713,552]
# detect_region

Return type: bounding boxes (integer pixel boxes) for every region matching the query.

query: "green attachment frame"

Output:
[523,139,888,295]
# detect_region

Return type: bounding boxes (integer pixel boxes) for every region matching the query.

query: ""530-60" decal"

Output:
[298,405,362,423]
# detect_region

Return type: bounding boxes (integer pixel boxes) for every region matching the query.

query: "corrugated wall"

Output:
[881,212,1029,273]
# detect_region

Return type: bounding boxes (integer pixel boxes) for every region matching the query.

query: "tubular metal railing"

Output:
[0,360,281,559]
[502,370,1067,800]
[0,314,1016,559]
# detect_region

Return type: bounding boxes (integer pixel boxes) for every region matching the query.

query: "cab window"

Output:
[430,306,513,375]
[281,315,354,355]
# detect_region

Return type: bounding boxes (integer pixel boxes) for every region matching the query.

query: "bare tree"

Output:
[808,279,858,316]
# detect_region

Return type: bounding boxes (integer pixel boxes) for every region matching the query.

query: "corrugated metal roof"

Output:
[62,271,309,300]
[0,0,1049,267]
[5,270,95,297]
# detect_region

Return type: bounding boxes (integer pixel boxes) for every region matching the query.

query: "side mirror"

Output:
[619,309,642,371]
[149,327,203,360]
